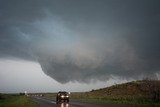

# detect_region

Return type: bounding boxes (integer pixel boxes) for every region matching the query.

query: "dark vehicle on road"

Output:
[56,91,69,103]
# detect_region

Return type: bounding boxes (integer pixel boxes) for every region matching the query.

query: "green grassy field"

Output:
[69,80,160,107]
[0,94,38,107]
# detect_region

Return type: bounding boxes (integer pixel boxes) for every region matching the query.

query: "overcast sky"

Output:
[0,0,160,93]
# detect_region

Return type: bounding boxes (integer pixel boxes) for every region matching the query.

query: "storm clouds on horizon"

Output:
[0,0,160,83]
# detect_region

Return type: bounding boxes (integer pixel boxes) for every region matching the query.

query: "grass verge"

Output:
[0,94,38,107]
[70,92,160,107]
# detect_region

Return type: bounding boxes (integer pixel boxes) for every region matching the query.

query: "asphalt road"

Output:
[31,97,136,107]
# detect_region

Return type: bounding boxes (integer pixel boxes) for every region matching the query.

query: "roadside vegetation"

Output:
[31,79,160,107]
[70,79,160,107]
[0,94,38,107]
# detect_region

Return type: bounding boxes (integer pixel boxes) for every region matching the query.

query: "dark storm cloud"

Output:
[0,0,160,83]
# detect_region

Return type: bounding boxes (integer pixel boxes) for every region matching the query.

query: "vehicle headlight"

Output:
[61,95,64,98]
[66,95,69,97]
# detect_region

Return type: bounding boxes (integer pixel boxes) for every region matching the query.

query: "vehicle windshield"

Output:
[59,92,68,95]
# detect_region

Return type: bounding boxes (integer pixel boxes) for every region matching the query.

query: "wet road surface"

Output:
[31,96,136,107]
